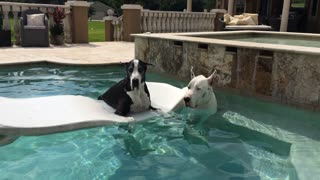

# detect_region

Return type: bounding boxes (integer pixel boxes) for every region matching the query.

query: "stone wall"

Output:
[135,36,320,110]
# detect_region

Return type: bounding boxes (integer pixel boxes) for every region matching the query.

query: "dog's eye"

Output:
[128,67,133,73]
[138,67,143,73]
[196,87,201,91]
[187,85,191,89]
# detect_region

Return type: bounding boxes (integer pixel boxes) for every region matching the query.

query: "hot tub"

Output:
[134,31,320,110]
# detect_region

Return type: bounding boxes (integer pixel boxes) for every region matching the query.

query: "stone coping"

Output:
[0,42,134,66]
[133,31,320,55]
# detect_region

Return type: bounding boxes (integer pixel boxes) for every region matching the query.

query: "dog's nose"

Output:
[132,78,140,89]
[184,97,190,103]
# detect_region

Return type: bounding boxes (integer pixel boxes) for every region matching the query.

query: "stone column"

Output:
[228,0,234,15]
[121,4,143,42]
[65,1,89,43]
[187,0,192,12]
[104,9,116,41]
[280,0,291,32]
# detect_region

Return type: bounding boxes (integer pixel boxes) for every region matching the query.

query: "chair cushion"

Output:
[24,25,46,29]
[27,14,45,26]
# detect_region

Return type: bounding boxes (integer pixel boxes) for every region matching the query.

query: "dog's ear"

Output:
[141,61,154,66]
[190,66,195,79]
[207,70,218,86]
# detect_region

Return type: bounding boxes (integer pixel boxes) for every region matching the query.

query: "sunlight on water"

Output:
[0,64,319,180]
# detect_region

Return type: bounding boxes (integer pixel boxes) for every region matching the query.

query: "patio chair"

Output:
[21,9,49,47]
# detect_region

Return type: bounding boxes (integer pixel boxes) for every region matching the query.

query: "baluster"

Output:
[148,12,153,32]
[170,13,174,32]
[183,13,187,32]
[162,13,167,33]
[171,13,176,32]
[142,11,147,32]
[177,13,181,32]
[12,6,21,45]
[63,8,72,43]
[211,14,216,31]
[175,13,179,32]
[112,19,117,41]
[48,8,55,29]
[189,13,192,32]
[157,12,162,33]
[174,12,180,32]
[153,12,158,33]
[207,14,211,31]
[195,14,200,31]
[119,16,123,41]
[200,14,205,31]
[202,14,206,31]
[2,5,11,31]
[172,13,176,32]
[193,14,198,32]
[165,13,170,32]
[187,13,191,32]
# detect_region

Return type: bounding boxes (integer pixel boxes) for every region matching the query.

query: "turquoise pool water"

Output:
[0,65,320,180]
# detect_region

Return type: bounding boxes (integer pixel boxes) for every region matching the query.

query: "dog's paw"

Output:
[125,116,135,122]
[149,106,160,111]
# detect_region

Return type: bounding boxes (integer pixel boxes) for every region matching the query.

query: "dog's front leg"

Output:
[115,99,131,116]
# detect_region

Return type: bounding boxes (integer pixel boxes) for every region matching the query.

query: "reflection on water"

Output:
[0,64,319,179]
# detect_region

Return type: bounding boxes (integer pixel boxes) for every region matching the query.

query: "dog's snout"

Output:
[184,97,191,103]
[132,78,140,89]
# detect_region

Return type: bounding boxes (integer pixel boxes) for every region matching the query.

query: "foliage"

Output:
[50,7,66,36]
[88,21,105,42]
[51,7,66,24]
[50,24,64,36]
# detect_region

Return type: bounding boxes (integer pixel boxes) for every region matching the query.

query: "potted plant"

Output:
[0,14,12,47]
[50,7,66,45]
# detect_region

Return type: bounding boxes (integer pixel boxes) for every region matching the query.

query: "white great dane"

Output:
[183,67,218,115]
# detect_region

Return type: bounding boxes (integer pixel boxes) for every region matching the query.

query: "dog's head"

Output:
[184,67,217,109]
[124,59,153,90]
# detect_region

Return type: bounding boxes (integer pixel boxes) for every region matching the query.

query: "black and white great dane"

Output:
[98,59,157,116]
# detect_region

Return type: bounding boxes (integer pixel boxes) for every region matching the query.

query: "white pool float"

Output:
[0,82,185,136]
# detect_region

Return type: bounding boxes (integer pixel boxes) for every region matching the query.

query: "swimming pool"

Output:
[0,64,319,180]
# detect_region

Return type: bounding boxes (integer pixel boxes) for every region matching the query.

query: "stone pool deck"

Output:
[0,42,134,65]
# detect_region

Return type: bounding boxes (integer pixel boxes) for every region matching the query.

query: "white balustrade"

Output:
[141,10,216,33]
[0,2,71,45]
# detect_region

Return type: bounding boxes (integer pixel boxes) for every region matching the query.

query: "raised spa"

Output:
[134,31,320,110]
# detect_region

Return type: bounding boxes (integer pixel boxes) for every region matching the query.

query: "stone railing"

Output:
[141,10,216,33]
[0,2,72,45]
[104,4,218,42]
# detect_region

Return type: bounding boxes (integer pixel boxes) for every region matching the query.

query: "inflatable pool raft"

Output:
[0,82,185,136]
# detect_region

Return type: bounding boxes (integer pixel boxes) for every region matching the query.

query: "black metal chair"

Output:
[21,9,49,47]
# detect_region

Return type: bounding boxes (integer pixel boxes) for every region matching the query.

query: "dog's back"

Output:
[98,78,133,115]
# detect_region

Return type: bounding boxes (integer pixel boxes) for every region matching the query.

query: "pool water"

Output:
[0,65,320,180]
